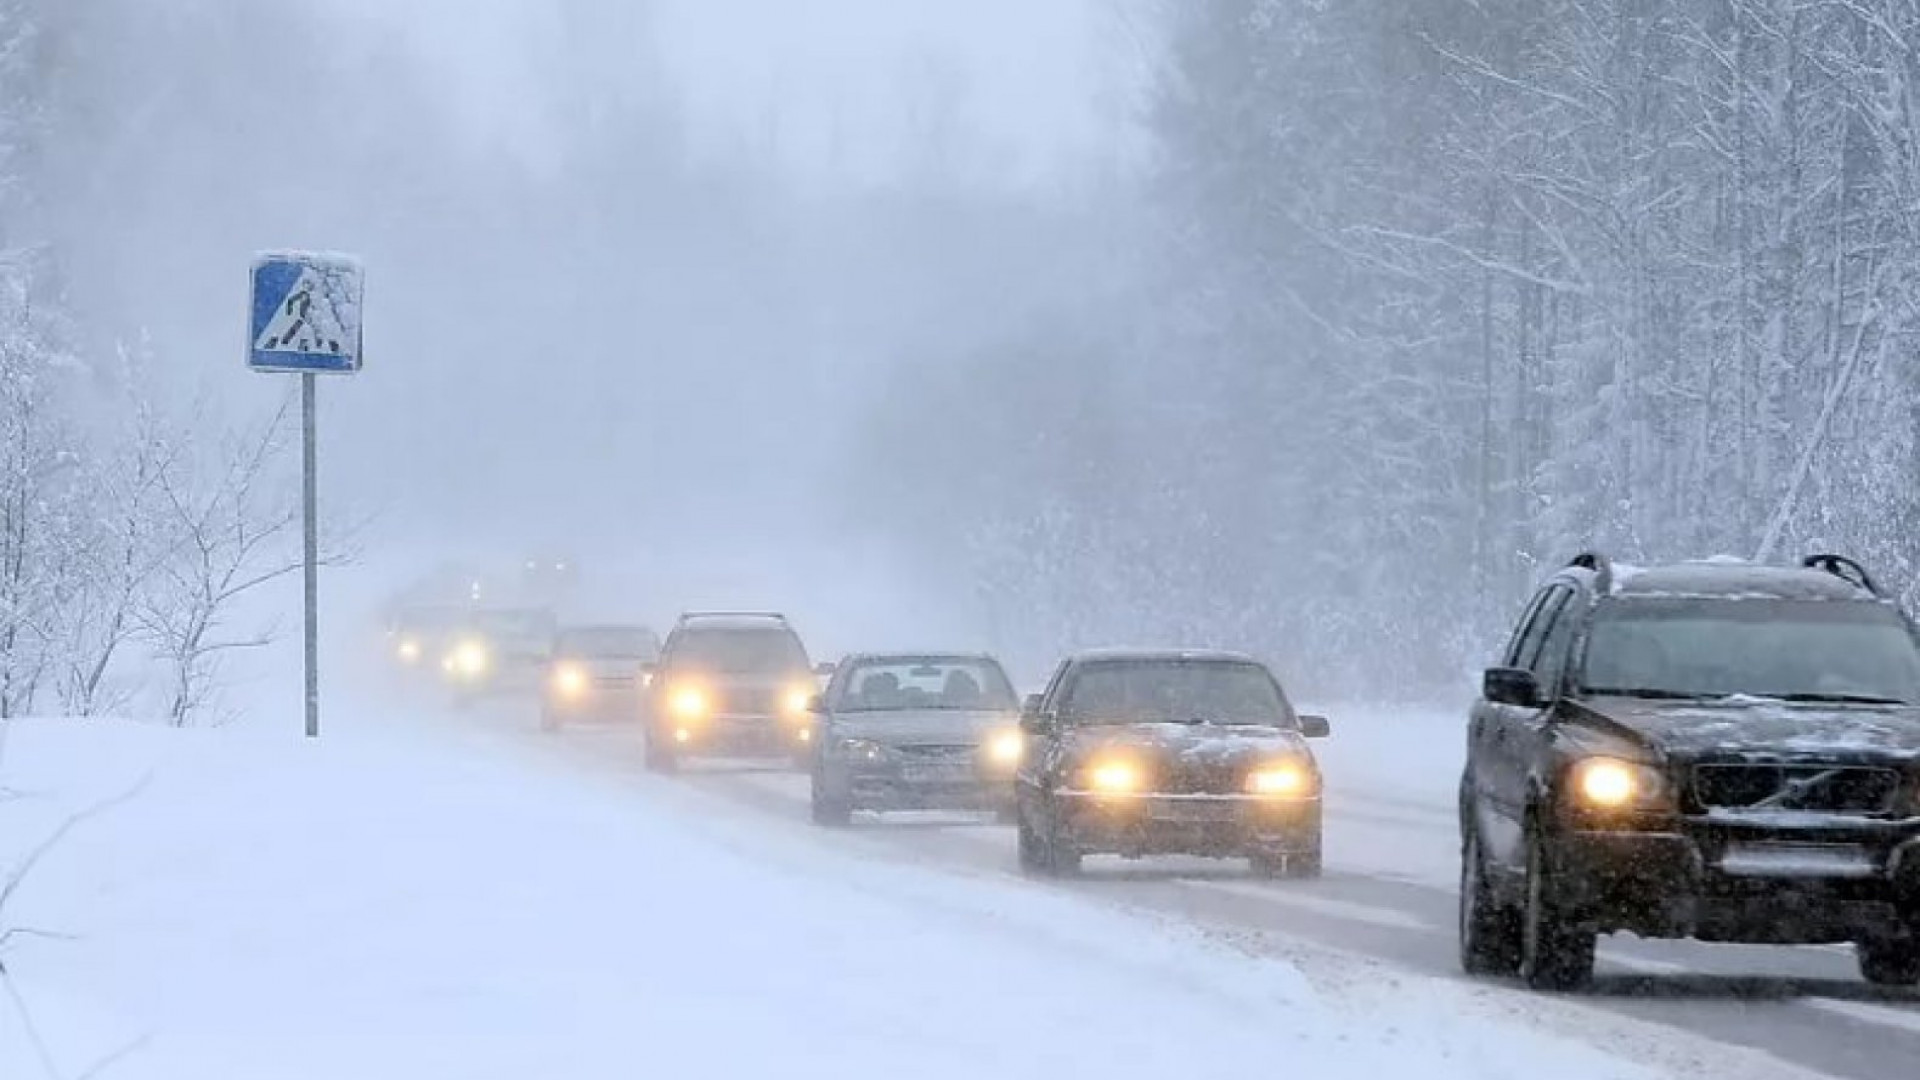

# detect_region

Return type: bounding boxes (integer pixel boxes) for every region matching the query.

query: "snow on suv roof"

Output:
[1608,562,1870,602]
[675,612,790,631]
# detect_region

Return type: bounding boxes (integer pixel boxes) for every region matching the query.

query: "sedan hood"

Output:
[1573,697,1920,764]
[1062,721,1311,765]
[830,709,1016,745]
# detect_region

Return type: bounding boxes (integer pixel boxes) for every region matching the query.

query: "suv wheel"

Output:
[1858,936,1920,986]
[1459,826,1522,977]
[1519,827,1595,991]
[1016,813,1046,872]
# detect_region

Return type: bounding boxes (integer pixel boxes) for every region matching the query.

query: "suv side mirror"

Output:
[1483,667,1542,708]
[807,693,825,714]
[1297,714,1331,739]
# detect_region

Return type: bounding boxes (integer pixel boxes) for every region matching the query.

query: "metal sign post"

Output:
[248,251,364,739]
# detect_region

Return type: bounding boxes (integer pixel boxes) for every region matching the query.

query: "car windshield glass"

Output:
[670,629,809,674]
[1583,599,1920,704]
[1062,661,1289,725]
[469,610,555,645]
[558,628,657,658]
[838,658,1018,712]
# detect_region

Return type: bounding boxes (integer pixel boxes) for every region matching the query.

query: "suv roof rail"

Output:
[676,610,789,623]
[1567,551,1613,594]
[1801,554,1881,597]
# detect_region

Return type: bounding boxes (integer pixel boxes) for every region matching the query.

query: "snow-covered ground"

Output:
[0,704,1817,1080]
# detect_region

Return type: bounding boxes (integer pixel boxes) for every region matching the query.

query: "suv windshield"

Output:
[1583,599,1920,704]
[839,658,1018,712]
[670,628,809,674]
[557,628,657,659]
[1062,661,1290,725]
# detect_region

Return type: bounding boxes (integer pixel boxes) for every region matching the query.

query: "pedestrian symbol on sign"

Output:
[248,252,363,374]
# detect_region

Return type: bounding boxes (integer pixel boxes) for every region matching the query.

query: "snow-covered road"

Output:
[0,695,1911,1079]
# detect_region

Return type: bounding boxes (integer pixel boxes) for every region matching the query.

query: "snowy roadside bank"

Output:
[0,712,1779,1080]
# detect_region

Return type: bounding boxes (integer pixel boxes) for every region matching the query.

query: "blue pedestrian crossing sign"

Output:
[248,251,364,374]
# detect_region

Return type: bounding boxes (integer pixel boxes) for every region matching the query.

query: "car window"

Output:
[1581,598,1920,703]
[1516,587,1571,673]
[834,658,1018,712]
[1531,588,1580,696]
[666,628,810,674]
[1502,589,1553,667]
[1059,660,1290,725]
[558,628,658,659]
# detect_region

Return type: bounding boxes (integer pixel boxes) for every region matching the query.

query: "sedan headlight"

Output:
[1246,759,1315,797]
[1566,756,1671,811]
[837,738,888,762]
[1084,759,1142,793]
[668,686,710,720]
[397,638,422,663]
[986,729,1023,766]
[551,663,588,699]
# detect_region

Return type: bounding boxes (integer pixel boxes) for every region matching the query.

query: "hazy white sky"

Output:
[326,0,1129,185]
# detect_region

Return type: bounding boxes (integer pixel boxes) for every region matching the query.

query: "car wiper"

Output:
[1581,687,1710,700]
[1772,692,1910,706]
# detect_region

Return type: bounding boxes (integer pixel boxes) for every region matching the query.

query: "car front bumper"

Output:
[828,760,1015,813]
[546,688,642,720]
[1056,791,1320,859]
[671,715,812,757]
[1553,819,1920,943]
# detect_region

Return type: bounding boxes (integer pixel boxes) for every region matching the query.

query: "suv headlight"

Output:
[1080,758,1144,793]
[551,663,588,698]
[1565,756,1672,812]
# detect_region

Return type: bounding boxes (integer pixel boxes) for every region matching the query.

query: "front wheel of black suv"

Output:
[1519,828,1595,991]
[1016,802,1081,876]
[1857,937,1920,987]
[1459,827,1522,977]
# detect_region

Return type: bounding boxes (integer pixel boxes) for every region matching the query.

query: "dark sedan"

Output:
[809,654,1025,825]
[1014,649,1330,878]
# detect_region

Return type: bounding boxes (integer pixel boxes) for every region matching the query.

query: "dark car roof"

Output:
[1069,647,1264,665]
[1604,561,1871,602]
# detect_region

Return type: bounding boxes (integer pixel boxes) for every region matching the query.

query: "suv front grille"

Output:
[1153,759,1240,795]
[1691,763,1901,815]
[713,687,779,716]
[894,744,976,762]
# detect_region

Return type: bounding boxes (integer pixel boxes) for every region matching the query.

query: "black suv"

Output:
[642,612,832,772]
[1460,553,1920,991]
[1014,649,1330,878]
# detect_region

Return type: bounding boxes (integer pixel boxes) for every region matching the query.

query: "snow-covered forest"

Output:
[6,0,1920,713]
[866,1,1920,694]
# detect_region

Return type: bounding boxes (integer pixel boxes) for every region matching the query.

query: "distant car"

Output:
[1461,552,1920,991]
[1013,649,1330,878]
[807,653,1024,826]
[440,606,558,705]
[384,603,467,673]
[642,612,832,772]
[541,624,661,731]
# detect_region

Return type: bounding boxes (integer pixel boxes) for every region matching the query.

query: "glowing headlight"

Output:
[987,729,1023,765]
[397,639,421,663]
[1568,757,1666,810]
[783,687,813,717]
[1086,760,1141,793]
[451,641,489,677]
[669,686,709,720]
[1247,760,1314,797]
[551,663,588,698]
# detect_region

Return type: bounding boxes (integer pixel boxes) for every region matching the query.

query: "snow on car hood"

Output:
[1063,721,1312,765]
[1578,697,1920,762]
[828,709,1018,745]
